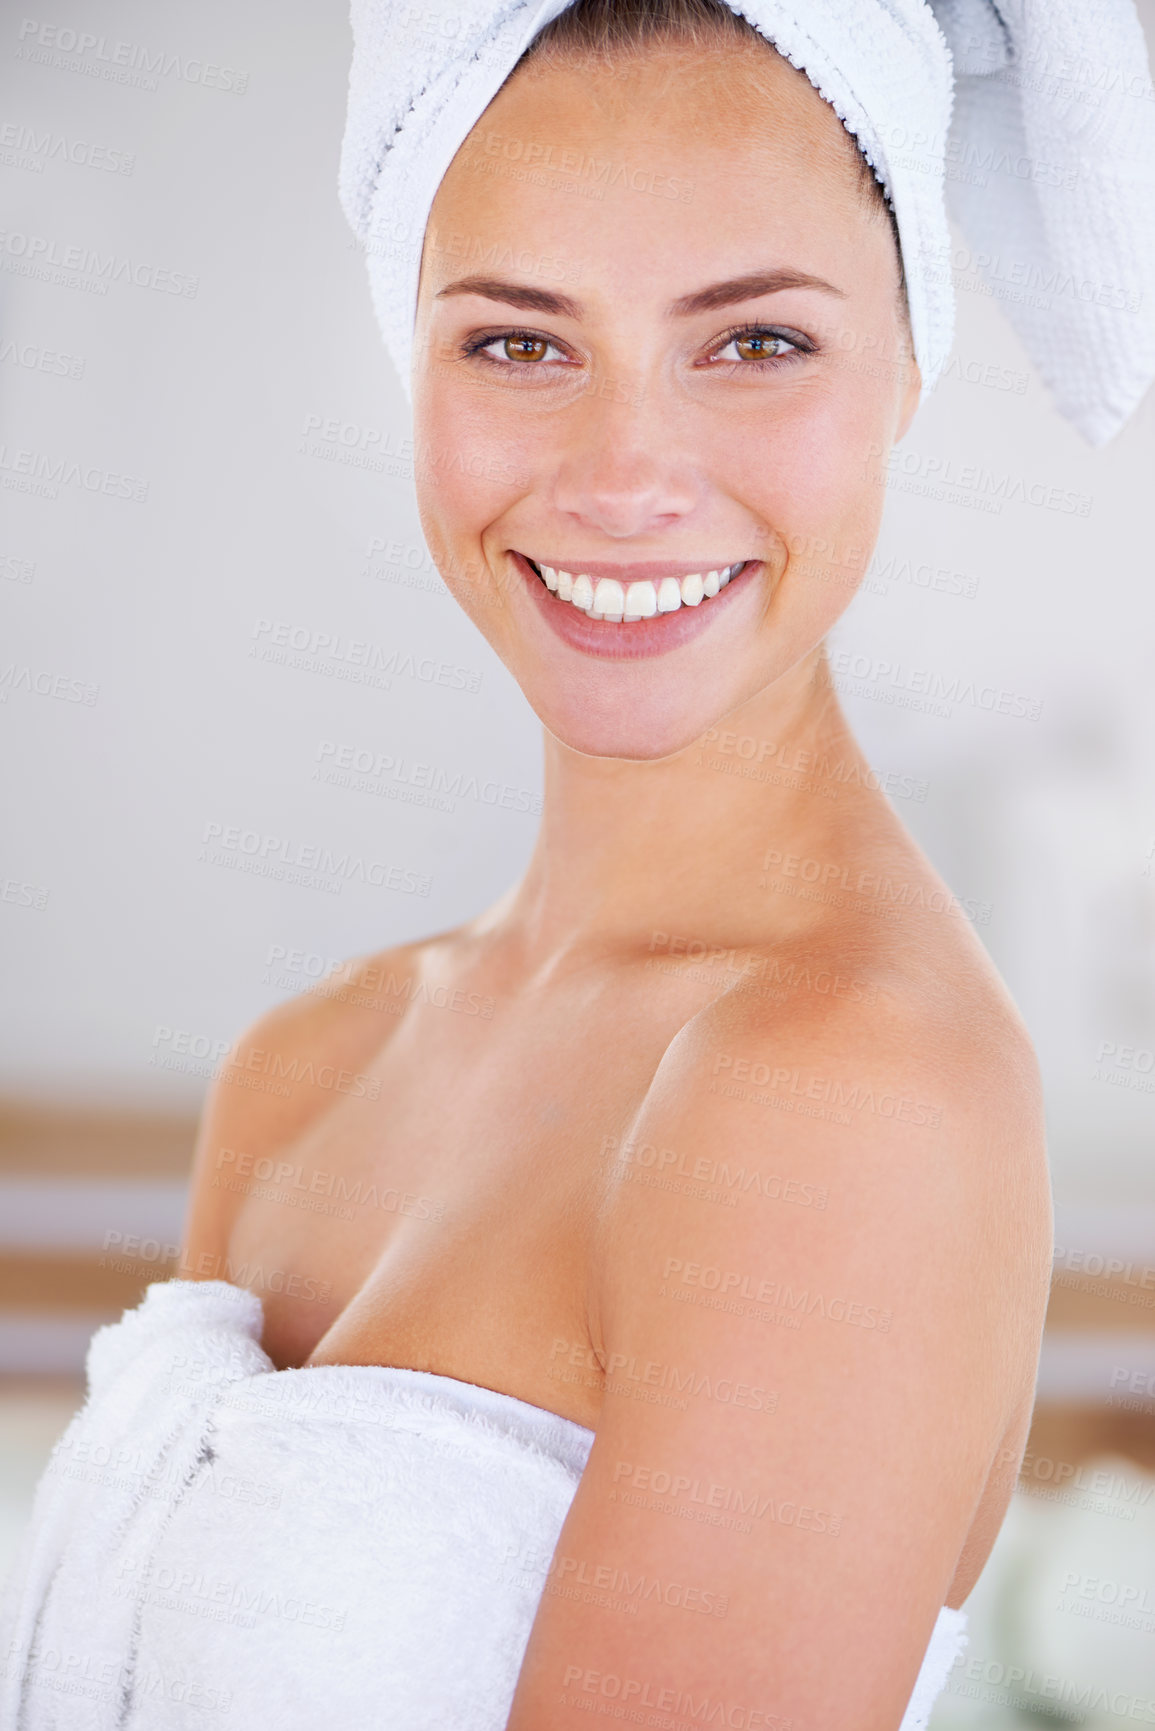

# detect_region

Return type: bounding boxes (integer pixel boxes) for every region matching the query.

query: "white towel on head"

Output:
[338,0,1155,443]
[928,0,1155,443]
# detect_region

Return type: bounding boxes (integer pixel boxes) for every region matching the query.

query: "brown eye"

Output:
[463,330,572,372]
[504,335,549,363]
[733,332,790,361]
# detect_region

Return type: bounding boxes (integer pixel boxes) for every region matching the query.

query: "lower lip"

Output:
[510,552,759,661]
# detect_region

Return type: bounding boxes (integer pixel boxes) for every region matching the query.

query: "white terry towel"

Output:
[0,1278,970,1728]
[338,0,1155,443]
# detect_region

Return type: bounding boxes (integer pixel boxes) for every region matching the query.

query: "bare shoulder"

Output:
[506,940,1052,1726]
[596,924,1053,1383]
[178,929,457,1277]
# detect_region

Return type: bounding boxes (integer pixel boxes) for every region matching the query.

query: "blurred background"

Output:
[1,1,1153,1723]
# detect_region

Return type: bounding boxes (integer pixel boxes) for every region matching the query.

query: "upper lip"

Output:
[516,552,750,582]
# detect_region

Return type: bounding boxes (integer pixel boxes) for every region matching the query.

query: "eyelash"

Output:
[457,321,814,376]
[706,323,814,370]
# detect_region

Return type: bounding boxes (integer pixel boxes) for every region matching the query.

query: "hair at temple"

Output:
[517,0,908,305]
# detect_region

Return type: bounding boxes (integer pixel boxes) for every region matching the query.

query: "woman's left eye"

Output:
[707,329,803,366]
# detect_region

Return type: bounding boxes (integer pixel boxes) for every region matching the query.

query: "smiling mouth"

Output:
[522,557,748,622]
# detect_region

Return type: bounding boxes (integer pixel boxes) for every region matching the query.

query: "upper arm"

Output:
[178,994,311,1279]
[179,944,422,1278]
[506,996,1049,1730]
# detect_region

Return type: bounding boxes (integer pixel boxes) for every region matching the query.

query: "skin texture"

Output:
[180,33,1053,1731]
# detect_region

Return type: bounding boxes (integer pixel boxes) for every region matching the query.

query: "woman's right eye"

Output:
[464,331,571,367]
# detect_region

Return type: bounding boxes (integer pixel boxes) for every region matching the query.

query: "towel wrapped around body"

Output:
[0,1279,970,1729]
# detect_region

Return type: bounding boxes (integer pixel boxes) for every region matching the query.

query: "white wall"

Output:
[2,0,1154,1225]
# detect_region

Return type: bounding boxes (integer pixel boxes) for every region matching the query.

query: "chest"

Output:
[219,974,689,1423]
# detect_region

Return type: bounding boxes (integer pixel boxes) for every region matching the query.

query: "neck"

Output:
[490,648,878,962]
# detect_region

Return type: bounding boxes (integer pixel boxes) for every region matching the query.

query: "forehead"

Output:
[421,42,873,298]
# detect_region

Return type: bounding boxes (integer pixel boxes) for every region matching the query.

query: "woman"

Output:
[3,1,1152,1726]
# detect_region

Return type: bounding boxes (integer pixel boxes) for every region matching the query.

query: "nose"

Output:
[546,389,700,539]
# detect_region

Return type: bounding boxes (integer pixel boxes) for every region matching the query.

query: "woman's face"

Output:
[412,39,920,761]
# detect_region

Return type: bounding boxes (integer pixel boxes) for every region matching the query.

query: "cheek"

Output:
[722,382,890,595]
[412,373,530,559]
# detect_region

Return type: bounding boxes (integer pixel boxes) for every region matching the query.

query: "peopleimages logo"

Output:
[0,662,98,704]
[864,440,1094,518]
[198,822,431,898]
[15,20,249,94]
[314,741,541,816]
[0,121,135,174]
[250,619,482,696]
[828,650,1043,723]
[760,847,993,926]
[0,228,198,297]
[0,440,147,500]
[0,338,85,379]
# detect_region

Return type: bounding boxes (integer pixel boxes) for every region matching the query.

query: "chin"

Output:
[531,687,717,763]
[549,723,700,763]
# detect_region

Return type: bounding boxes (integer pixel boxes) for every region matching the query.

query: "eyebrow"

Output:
[434,268,846,320]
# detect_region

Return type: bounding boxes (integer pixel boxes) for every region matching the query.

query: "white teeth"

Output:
[625,580,657,618]
[591,577,625,621]
[529,559,746,620]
